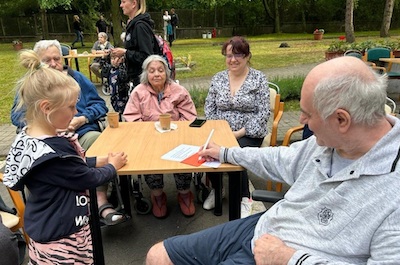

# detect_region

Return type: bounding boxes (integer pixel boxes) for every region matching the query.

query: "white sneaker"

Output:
[202,188,225,210]
[241,197,253,219]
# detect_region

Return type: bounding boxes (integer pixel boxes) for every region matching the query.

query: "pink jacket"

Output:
[123,81,197,122]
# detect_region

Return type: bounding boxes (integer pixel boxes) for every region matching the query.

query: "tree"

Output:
[380,0,395,37]
[261,0,281,33]
[111,0,123,47]
[345,0,355,43]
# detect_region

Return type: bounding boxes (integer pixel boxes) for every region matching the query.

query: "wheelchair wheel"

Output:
[102,84,111,96]
[134,197,152,215]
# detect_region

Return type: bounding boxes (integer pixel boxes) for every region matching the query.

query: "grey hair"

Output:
[140,55,171,84]
[98,32,108,40]
[313,70,387,126]
[33,40,62,57]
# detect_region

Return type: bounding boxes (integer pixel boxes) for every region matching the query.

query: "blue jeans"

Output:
[72,30,84,46]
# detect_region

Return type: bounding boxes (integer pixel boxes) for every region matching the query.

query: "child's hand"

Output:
[108,152,127,170]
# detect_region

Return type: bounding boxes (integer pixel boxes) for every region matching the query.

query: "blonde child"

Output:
[3,50,127,264]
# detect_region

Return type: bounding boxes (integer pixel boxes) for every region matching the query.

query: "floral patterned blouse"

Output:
[205,68,270,139]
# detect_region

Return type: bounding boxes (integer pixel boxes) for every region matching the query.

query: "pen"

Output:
[199,129,214,161]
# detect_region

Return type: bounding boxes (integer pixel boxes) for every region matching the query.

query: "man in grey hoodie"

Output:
[146,56,400,265]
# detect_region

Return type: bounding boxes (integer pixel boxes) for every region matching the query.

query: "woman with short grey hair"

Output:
[90,32,113,79]
[123,54,198,219]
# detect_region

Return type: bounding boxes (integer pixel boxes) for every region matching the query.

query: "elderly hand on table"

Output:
[254,234,296,265]
[198,142,222,162]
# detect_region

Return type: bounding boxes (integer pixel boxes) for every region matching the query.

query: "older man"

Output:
[10,40,126,227]
[146,56,400,264]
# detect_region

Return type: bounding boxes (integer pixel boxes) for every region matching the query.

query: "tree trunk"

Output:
[111,0,123,47]
[40,8,49,40]
[345,0,355,43]
[274,0,280,33]
[380,0,394,37]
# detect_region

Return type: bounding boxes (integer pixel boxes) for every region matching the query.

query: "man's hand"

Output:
[68,116,86,131]
[198,141,221,162]
[254,234,296,265]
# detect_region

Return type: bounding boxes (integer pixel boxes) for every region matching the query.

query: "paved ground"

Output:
[1,62,399,264]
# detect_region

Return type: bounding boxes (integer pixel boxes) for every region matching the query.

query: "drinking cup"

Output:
[159,113,171,130]
[107,112,119,128]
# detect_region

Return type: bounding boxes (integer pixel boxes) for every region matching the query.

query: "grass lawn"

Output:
[1,30,400,125]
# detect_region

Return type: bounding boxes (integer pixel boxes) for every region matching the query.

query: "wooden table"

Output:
[86,120,243,264]
[379,58,400,64]
[63,53,104,82]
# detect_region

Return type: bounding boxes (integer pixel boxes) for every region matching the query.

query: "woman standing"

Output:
[203,36,270,218]
[112,0,155,89]
[123,55,197,218]
[71,15,85,48]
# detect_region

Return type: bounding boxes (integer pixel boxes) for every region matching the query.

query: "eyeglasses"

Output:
[225,54,245,59]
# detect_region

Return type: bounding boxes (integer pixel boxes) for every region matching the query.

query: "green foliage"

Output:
[38,0,72,9]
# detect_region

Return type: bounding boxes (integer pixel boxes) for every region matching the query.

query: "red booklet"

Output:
[181,152,206,167]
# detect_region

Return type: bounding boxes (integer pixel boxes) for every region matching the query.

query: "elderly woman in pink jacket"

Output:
[123,55,197,219]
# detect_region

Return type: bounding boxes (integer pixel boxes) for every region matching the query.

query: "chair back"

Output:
[364,47,391,62]
[261,82,284,147]
[385,97,397,115]
[0,173,29,244]
[344,49,363,59]
[60,43,71,66]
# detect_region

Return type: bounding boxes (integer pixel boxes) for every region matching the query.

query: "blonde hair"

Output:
[16,50,80,126]
[134,0,147,17]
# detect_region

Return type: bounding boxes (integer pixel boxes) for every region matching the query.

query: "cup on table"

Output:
[107,112,119,128]
[70,49,78,56]
[159,113,171,130]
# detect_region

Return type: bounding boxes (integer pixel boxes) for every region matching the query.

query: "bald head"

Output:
[301,56,387,126]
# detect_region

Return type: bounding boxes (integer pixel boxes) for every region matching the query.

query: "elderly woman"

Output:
[203,36,270,218]
[123,55,197,218]
[90,32,113,79]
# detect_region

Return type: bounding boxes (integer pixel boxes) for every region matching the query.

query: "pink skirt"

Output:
[28,224,93,265]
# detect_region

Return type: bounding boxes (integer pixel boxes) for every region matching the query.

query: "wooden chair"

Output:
[362,47,400,79]
[261,82,284,148]
[0,173,29,243]
[260,82,284,192]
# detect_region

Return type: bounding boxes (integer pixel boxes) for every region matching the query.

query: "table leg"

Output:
[89,188,105,265]
[228,171,242,220]
[119,175,132,217]
[213,173,223,216]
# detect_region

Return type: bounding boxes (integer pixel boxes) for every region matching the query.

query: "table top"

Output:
[86,120,243,175]
[63,53,104,59]
[379,58,400,63]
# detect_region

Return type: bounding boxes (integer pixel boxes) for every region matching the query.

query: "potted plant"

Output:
[12,40,23,51]
[325,40,349,60]
[313,29,324,40]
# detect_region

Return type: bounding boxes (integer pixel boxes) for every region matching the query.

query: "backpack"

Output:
[153,34,176,80]
[135,20,176,80]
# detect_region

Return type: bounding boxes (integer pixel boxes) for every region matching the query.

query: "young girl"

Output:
[3,50,127,264]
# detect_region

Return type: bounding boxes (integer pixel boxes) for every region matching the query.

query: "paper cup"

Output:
[159,113,171,130]
[107,112,119,128]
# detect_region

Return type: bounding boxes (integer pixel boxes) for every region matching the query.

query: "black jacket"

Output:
[124,13,155,86]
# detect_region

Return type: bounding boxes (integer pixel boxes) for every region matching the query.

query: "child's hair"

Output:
[16,50,80,126]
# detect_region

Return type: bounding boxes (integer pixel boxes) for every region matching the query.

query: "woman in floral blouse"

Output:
[203,36,270,217]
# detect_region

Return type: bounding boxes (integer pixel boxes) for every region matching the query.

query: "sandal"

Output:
[98,203,127,226]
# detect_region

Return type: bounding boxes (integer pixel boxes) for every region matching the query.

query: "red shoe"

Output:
[151,192,167,218]
[177,191,195,217]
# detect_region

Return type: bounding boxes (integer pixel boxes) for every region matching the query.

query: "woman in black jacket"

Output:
[112,0,155,88]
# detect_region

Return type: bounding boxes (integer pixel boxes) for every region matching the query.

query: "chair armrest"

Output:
[252,189,285,203]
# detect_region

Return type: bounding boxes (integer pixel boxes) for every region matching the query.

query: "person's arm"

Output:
[204,75,221,120]
[71,72,108,129]
[254,234,296,265]
[242,72,271,138]
[173,84,197,121]
[10,93,26,129]
[123,87,144,122]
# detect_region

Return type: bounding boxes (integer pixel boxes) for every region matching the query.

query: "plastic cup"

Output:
[159,113,171,130]
[107,112,119,128]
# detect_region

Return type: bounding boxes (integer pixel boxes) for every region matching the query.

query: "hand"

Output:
[68,116,86,131]
[95,156,108,167]
[111,47,126,58]
[254,234,295,265]
[233,128,246,139]
[108,152,128,170]
[198,141,221,162]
